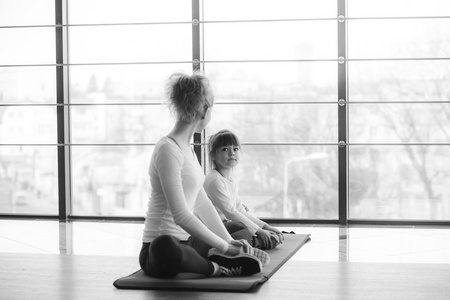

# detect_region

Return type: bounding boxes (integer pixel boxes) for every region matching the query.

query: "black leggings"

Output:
[139,221,252,278]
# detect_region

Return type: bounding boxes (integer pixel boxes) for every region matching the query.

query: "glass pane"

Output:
[69,64,192,103]
[70,105,173,144]
[204,21,336,61]
[349,146,450,220]
[204,0,336,20]
[68,0,191,24]
[349,103,450,143]
[0,28,55,65]
[0,67,56,104]
[0,106,56,144]
[349,60,450,102]
[69,24,192,64]
[204,145,338,219]
[0,146,58,214]
[206,103,337,143]
[207,62,337,102]
[71,145,151,216]
[71,144,338,219]
[348,0,450,17]
[348,19,450,59]
[0,0,54,26]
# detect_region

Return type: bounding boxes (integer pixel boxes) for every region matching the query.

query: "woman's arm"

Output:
[194,187,234,242]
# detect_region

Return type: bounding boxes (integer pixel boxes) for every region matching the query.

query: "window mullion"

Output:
[192,0,203,166]
[338,0,348,225]
[55,0,71,220]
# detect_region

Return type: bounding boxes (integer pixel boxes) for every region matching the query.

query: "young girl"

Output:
[204,130,284,250]
[139,72,268,278]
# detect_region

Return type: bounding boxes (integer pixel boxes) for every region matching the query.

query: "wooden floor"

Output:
[2,220,450,299]
[2,252,450,300]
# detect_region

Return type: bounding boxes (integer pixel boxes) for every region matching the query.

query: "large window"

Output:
[0,0,449,223]
[347,0,450,220]
[202,0,338,219]
[0,0,57,214]
[67,0,192,216]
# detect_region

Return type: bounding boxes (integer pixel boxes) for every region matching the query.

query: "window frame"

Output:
[1,0,449,226]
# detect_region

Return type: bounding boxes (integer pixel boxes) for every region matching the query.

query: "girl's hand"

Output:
[256,229,274,249]
[270,228,284,243]
[264,225,284,244]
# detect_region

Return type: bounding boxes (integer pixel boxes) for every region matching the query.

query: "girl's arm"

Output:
[156,144,230,253]
[262,223,283,235]
[241,209,266,229]
[242,206,283,242]
[194,186,252,255]
[205,177,262,235]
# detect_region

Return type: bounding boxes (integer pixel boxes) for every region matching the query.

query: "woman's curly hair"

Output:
[166,71,214,122]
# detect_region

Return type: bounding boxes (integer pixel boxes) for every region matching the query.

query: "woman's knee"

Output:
[151,235,183,261]
[139,242,150,270]
[140,235,183,277]
[152,235,179,249]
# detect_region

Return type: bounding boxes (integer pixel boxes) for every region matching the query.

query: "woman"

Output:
[139,72,268,278]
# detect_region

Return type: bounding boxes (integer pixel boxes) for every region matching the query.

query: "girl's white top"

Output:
[142,137,231,253]
[204,169,266,235]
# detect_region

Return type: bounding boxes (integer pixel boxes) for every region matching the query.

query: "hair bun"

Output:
[166,71,213,122]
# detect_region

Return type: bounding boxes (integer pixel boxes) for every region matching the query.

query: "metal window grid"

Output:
[1,0,449,226]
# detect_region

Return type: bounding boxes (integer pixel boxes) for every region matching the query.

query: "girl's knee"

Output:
[233,221,247,230]
[224,221,247,233]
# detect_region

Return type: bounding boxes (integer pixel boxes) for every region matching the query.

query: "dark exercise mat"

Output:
[113,233,311,292]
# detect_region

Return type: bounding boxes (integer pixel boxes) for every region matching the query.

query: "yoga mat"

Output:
[113,233,311,292]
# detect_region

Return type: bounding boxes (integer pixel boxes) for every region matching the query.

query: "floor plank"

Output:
[2,253,450,300]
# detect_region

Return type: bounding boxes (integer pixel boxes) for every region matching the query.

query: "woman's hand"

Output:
[225,239,251,256]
